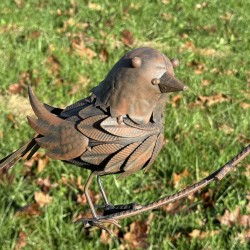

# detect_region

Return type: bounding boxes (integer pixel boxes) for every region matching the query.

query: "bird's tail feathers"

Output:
[0,138,39,172]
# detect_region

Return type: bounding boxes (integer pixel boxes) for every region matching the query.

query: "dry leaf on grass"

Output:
[201,79,212,86]
[62,174,84,191]
[189,229,220,239]
[123,220,149,249]
[198,94,230,106]
[70,36,96,59]
[14,231,27,250]
[34,191,53,207]
[236,230,250,244]
[163,199,184,214]
[24,152,48,176]
[37,157,49,173]
[121,29,134,46]
[88,3,103,11]
[172,168,190,188]
[189,94,231,109]
[240,102,250,109]
[171,95,182,107]
[47,55,61,76]
[8,71,33,95]
[218,207,250,228]
[179,40,226,57]
[219,124,234,134]
[99,48,109,62]
[100,227,120,245]
[37,177,58,193]
[15,203,42,217]
[201,189,214,208]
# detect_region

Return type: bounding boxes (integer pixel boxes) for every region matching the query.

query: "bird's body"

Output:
[28,90,165,178]
[0,47,187,230]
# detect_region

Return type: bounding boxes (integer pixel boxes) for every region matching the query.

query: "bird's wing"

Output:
[118,135,157,178]
[27,87,89,160]
[79,114,162,176]
[143,133,164,173]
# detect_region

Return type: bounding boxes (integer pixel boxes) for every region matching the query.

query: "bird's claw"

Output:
[75,217,121,235]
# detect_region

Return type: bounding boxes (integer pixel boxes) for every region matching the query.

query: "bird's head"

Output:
[92,47,187,124]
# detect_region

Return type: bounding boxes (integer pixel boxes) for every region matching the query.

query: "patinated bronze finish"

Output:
[1,47,249,234]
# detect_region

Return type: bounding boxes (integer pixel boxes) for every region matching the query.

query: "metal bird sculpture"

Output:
[1,47,249,234]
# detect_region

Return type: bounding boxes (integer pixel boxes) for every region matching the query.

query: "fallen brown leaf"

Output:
[14,0,24,8]
[195,2,208,10]
[14,231,27,250]
[161,13,172,21]
[201,79,211,86]
[47,55,61,76]
[189,229,220,239]
[70,36,96,59]
[8,83,24,94]
[100,227,120,245]
[220,12,234,21]
[196,93,230,107]
[99,48,109,62]
[240,102,250,109]
[201,189,214,208]
[121,29,134,47]
[162,199,184,214]
[24,152,47,176]
[34,191,53,207]
[237,134,250,144]
[186,60,206,75]
[172,168,190,188]
[123,220,149,249]
[218,207,250,227]
[88,3,103,11]
[171,95,182,107]
[8,72,32,95]
[15,203,42,217]
[0,169,15,183]
[219,124,234,134]
[179,41,226,57]
[37,157,49,173]
[162,0,170,4]
[77,193,87,206]
[189,229,200,238]
[236,230,250,244]
[37,177,58,193]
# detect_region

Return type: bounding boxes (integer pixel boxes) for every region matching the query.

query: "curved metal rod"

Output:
[98,144,250,221]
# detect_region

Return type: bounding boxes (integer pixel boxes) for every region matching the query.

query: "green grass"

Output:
[0,0,249,249]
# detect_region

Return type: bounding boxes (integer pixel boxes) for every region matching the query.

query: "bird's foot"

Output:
[102,202,142,216]
[75,217,121,235]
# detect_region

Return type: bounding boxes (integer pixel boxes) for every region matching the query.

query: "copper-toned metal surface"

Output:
[1,47,248,235]
[91,47,185,124]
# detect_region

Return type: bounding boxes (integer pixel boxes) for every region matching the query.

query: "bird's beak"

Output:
[157,72,188,93]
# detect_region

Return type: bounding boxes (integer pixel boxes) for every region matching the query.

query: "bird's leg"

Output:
[97,175,111,206]
[84,171,98,218]
[96,175,142,216]
[76,171,120,234]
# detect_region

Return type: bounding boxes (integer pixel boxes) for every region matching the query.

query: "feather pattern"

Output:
[100,117,149,137]
[123,117,161,131]
[104,142,141,173]
[123,135,157,172]
[78,115,120,141]
[144,133,164,173]
[80,144,124,165]
[27,87,89,160]
[25,87,164,175]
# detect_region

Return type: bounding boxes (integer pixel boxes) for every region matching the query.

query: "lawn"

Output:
[0,0,249,249]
